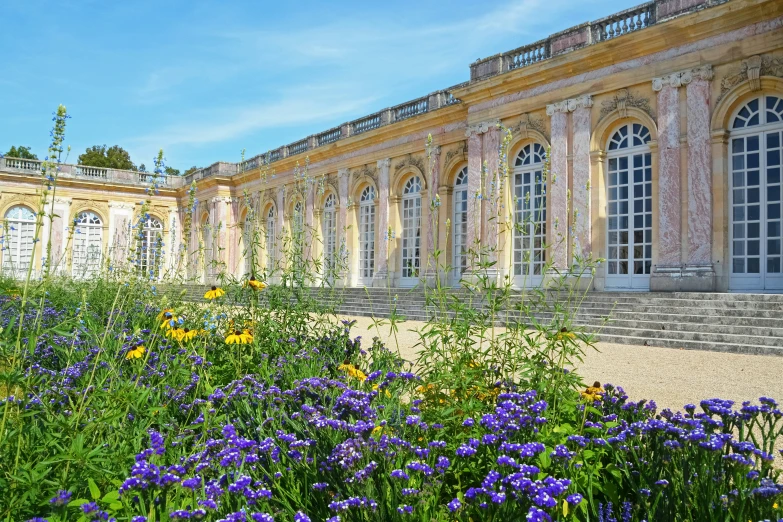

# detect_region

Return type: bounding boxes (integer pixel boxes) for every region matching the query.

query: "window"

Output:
[2,205,36,278]
[513,144,547,283]
[138,216,164,278]
[401,176,422,284]
[359,186,376,282]
[72,211,103,279]
[323,194,337,277]
[266,207,276,274]
[452,167,469,281]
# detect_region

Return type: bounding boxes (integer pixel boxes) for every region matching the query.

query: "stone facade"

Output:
[2,0,783,292]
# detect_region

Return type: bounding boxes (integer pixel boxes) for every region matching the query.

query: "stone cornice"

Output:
[653,65,714,91]
[546,95,593,115]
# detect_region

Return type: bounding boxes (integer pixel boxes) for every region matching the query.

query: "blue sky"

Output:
[0,0,631,172]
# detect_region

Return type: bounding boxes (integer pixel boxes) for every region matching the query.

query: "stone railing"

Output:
[470,0,724,81]
[0,157,185,188]
[182,84,465,178]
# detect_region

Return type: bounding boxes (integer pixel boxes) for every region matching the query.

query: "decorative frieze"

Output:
[108,201,135,210]
[394,155,425,174]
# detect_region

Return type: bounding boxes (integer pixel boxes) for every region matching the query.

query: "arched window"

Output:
[359,186,376,283]
[139,216,164,278]
[730,95,783,291]
[265,207,276,274]
[606,122,652,289]
[401,176,422,286]
[72,211,103,279]
[323,194,337,277]
[2,205,36,277]
[512,143,547,285]
[452,167,469,283]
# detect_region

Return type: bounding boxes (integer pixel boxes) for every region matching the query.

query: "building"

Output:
[1,0,782,292]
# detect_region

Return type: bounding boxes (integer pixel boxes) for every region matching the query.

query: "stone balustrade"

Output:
[0,156,185,188]
[470,0,723,80]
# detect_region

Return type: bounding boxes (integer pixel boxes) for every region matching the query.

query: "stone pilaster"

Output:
[168,208,179,273]
[571,96,593,265]
[465,126,484,257]
[373,158,391,286]
[108,201,134,270]
[546,103,570,270]
[652,72,683,271]
[426,146,441,257]
[338,168,350,285]
[276,187,285,267]
[483,124,501,265]
[684,66,714,267]
[305,181,314,261]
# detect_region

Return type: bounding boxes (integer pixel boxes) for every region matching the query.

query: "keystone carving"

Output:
[546,95,593,115]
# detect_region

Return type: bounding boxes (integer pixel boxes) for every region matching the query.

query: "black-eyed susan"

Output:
[226,329,253,344]
[246,277,267,290]
[372,383,391,398]
[204,286,225,300]
[181,328,197,341]
[338,363,367,382]
[126,345,146,360]
[157,308,182,330]
[581,381,604,402]
[552,327,576,342]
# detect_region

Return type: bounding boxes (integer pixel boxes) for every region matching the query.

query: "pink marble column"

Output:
[572,98,593,263]
[483,125,500,262]
[338,169,349,276]
[374,159,391,280]
[276,188,285,265]
[466,128,483,255]
[426,146,441,256]
[653,75,683,267]
[227,198,241,273]
[546,105,569,269]
[684,66,713,265]
[305,182,314,261]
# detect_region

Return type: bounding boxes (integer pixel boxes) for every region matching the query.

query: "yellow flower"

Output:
[581,381,604,402]
[773,502,779,509]
[338,363,367,382]
[126,345,146,360]
[553,327,577,341]
[246,277,267,290]
[372,384,391,398]
[204,286,225,300]
[157,308,182,330]
[182,328,197,341]
[371,425,384,436]
[226,329,253,344]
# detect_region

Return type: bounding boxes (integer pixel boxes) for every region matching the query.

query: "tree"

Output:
[4,146,38,160]
[138,164,147,172]
[184,166,199,176]
[165,166,180,176]
[78,145,136,170]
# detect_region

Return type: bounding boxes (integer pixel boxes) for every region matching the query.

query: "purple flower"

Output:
[566,493,583,505]
[294,512,311,522]
[49,490,72,506]
[447,498,462,512]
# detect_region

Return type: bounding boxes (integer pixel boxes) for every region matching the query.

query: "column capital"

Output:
[376,158,391,170]
[546,95,593,115]
[337,167,349,178]
[465,119,500,137]
[108,201,135,210]
[430,145,441,156]
[653,65,713,91]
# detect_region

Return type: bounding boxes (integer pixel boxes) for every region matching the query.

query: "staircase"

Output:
[174,285,783,356]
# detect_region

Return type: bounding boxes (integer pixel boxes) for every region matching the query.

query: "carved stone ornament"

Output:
[546,95,593,116]
[600,89,654,120]
[510,114,548,140]
[394,154,425,173]
[351,164,378,184]
[71,200,110,222]
[718,54,783,102]
[376,158,391,170]
[653,65,713,91]
[465,119,500,137]
[444,144,467,166]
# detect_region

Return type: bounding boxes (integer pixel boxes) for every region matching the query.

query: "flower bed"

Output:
[0,278,782,522]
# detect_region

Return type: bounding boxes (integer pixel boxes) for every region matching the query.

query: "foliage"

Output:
[4,145,38,159]
[165,166,181,176]
[77,144,136,171]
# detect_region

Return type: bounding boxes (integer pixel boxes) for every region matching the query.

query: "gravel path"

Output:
[343,315,783,413]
